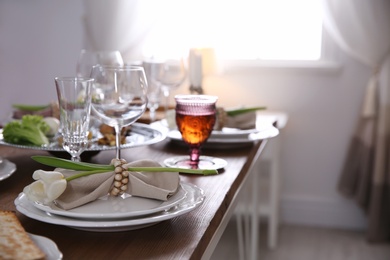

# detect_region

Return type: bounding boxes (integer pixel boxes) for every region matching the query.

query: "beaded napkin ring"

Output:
[110,159,129,196]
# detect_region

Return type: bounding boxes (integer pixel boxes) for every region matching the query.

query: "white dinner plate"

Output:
[0,123,166,152]
[167,125,279,149]
[15,183,204,232]
[0,158,16,181]
[32,184,187,220]
[29,233,63,260]
[211,127,260,139]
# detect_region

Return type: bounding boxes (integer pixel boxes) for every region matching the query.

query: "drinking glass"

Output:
[90,65,148,159]
[142,60,164,122]
[76,49,124,77]
[159,58,187,114]
[164,95,221,169]
[55,77,93,162]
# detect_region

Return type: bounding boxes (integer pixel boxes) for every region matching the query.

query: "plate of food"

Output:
[0,114,166,152]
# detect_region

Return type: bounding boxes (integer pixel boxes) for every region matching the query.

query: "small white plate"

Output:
[29,233,63,260]
[32,184,187,220]
[164,156,227,170]
[15,182,204,232]
[211,127,259,139]
[0,158,16,181]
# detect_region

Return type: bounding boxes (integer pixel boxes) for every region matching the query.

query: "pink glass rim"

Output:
[175,95,217,116]
[174,95,218,104]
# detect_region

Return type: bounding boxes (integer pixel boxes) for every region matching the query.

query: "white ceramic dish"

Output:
[32,184,187,220]
[29,233,63,260]
[167,125,279,149]
[0,158,16,181]
[211,127,259,139]
[15,183,204,232]
[0,123,166,152]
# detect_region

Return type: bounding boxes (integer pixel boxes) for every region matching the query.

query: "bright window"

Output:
[142,0,323,61]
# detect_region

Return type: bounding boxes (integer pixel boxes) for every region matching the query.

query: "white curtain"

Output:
[322,0,390,242]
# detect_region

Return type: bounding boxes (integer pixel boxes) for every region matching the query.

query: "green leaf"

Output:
[31,156,113,171]
[12,104,50,111]
[125,167,218,175]
[226,106,266,117]
[31,156,219,176]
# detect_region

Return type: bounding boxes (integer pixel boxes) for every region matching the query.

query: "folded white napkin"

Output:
[215,108,257,130]
[224,112,257,130]
[54,159,180,210]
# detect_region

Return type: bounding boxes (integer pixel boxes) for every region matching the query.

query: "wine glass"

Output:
[159,58,187,114]
[76,49,124,77]
[90,65,148,159]
[164,95,224,169]
[55,77,93,162]
[142,60,164,122]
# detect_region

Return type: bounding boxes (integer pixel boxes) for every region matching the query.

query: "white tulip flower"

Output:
[23,170,67,204]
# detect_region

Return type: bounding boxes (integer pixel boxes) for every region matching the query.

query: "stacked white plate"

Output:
[15,182,204,232]
[0,157,16,181]
[167,126,279,149]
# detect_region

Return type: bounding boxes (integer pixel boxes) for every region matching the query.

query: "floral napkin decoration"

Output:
[24,156,218,210]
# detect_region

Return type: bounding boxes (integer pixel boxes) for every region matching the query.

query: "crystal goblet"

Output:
[165,95,225,169]
[90,65,148,159]
[55,77,93,162]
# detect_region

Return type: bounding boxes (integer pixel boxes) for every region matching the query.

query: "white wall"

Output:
[0,1,370,229]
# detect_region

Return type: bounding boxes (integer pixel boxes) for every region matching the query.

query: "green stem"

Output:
[226,106,266,116]
[32,156,114,171]
[65,169,111,181]
[32,156,219,176]
[12,104,50,111]
[126,167,217,175]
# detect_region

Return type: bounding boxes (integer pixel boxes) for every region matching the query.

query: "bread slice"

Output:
[0,211,45,260]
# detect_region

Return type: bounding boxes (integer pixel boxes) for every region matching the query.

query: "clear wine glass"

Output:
[76,49,124,77]
[142,60,164,122]
[164,95,223,169]
[90,65,148,159]
[159,58,187,114]
[55,77,93,162]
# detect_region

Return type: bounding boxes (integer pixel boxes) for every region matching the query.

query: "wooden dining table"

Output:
[0,122,278,260]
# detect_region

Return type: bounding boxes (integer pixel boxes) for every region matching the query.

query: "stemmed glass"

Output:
[159,58,187,114]
[90,65,148,159]
[142,60,164,122]
[55,77,94,162]
[164,95,225,169]
[76,49,124,77]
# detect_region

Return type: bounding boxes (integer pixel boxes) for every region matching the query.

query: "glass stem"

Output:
[114,125,121,159]
[189,146,201,164]
[162,87,170,115]
[149,109,156,122]
[71,155,80,162]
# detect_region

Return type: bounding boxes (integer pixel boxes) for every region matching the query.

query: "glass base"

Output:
[164,156,227,170]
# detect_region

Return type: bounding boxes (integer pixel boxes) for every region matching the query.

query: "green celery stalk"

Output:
[12,104,50,111]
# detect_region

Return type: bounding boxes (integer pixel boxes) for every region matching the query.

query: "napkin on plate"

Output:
[215,107,257,130]
[223,111,257,130]
[165,107,258,130]
[54,159,180,210]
